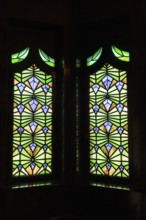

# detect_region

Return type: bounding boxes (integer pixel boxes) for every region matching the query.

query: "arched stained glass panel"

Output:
[89,63,129,178]
[11,48,30,64]
[39,49,55,67]
[13,64,53,176]
[87,47,103,66]
[111,46,130,62]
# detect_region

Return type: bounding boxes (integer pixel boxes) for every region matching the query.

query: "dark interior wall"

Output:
[1,1,146,220]
[8,0,146,25]
[8,0,71,25]
[2,185,144,220]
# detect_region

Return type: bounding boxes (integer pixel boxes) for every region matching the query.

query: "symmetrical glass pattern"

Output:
[13,64,53,176]
[89,63,129,177]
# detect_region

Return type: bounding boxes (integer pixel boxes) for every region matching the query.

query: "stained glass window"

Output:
[13,64,53,176]
[89,63,129,177]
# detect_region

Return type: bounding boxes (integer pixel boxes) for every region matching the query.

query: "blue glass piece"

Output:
[105,143,112,152]
[116,81,124,91]
[92,84,99,93]
[29,99,38,111]
[43,145,48,151]
[18,164,22,170]
[28,77,39,90]
[94,126,99,134]
[103,99,112,111]
[94,145,99,151]
[29,122,38,132]
[119,146,124,153]
[43,126,48,133]
[116,103,124,113]
[102,76,113,90]
[18,145,23,152]
[104,121,112,132]
[30,163,35,170]
[30,143,36,152]
[18,127,24,134]
[106,163,111,170]
[95,163,98,169]
[119,165,124,171]
[17,104,25,114]
[93,105,99,114]
[17,82,25,92]
[42,105,49,114]
[118,126,124,134]
[42,84,50,93]
[43,163,48,169]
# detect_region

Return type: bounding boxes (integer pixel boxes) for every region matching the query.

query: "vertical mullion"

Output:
[79,65,90,183]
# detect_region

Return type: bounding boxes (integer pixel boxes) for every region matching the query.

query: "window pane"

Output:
[13,64,53,176]
[89,63,129,178]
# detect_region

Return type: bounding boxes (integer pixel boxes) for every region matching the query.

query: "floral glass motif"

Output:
[13,64,53,176]
[89,63,129,177]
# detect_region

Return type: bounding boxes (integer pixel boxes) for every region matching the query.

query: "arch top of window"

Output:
[38,49,55,67]
[86,47,103,67]
[11,47,30,64]
[84,45,130,68]
[11,48,55,68]
[111,45,130,62]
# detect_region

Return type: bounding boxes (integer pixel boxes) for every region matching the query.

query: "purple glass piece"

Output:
[118,126,124,134]
[29,122,38,132]
[43,145,48,151]
[30,163,35,170]
[18,164,22,170]
[92,84,99,93]
[104,121,112,132]
[18,127,24,134]
[116,81,124,91]
[17,83,25,92]
[94,145,99,151]
[119,146,124,153]
[105,143,112,152]
[116,103,124,113]
[28,77,39,90]
[106,163,111,170]
[18,145,23,152]
[17,104,25,114]
[29,99,38,111]
[103,99,112,111]
[42,84,50,93]
[95,163,98,169]
[43,163,48,169]
[42,105,49,114]
[93,105,99,114]
[102,75,113,90]
[119,165,124,171]
[30,143,36,152]
[94,126,99,134]
[43,126,48,133]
